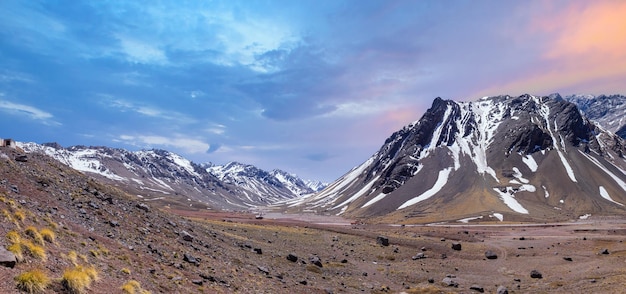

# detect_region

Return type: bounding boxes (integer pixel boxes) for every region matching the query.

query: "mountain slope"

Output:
[566,94,626,139]
[288,94,626,223]
[17,143,322,210]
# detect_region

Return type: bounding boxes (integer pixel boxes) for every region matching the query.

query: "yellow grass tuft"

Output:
[121,268,131,275]
[15,269,50,293]
[25,226,44,245]
[121,280,151,294]
[61,266,98,294]
[39,228,56,243]
[23,241,47,261]
[66,250,78,266]
[7,243,23,262]
[13,210,25,222]
[6,230,21,243]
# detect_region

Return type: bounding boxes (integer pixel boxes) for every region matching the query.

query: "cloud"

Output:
[104,96,197,124]
[206,143,221,154]
[0,97,59,125]
[118,134,210,154]
[117,35,168,65]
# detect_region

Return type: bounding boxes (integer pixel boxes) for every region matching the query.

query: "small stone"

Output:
[309,255,323,267]
[183,253,199,265]
[109,220,119,227]
[253,248,262,254]
[412,253,425,260]
[451,242,462,251]
[485,250,498,259]
[600,249,610,255]
[530,269,543,279]
[257,266,270,275]
[191,279,203,286]
[442,277,458,287]
[421,246,427,251]
[497,285,509,294]
[299,280,308,285]
[136,203,150,212]
[470,284,484,293]
[180,230,194,242]
[563,257,573,261]
[286,253,298,262]
[376,236,389,246]
[427,278,434,283]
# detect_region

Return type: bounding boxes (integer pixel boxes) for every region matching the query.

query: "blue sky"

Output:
[1,1,625,182]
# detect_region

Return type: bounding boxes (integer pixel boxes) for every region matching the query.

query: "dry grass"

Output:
[23,241,47,261]
[15,269,50,293]
[7,243,23,261]
[121,280,151,294]
[25,226,44,245]
[39,228,56,243]
[121,268,131,275]
[61,266,99,294]
[66,250,78,266]
[13,210,25,222]
[6,230,21,243]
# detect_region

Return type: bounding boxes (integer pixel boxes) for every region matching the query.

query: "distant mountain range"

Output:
[287,94,626,223]
[17,142,326,210]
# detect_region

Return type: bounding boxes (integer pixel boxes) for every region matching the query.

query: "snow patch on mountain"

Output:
[398,167,452,210]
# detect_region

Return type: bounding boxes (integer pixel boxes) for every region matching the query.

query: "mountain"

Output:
[566,94,626,139]
[288,94,626,223]
[17,143,323,210]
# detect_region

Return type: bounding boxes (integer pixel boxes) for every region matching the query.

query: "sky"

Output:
[1,0,625,182]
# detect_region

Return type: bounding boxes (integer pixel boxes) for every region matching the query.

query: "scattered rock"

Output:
[497,285,509,294]
[136,203,150,212]
[451,242,462,251]
[530,269,543,279]
[183,253,199,265]
[442,277,458,287]
[109,220,120,227]
[180,230,194,242]
[15,155,28,162]
[286,253,298,262]
[427,278,434,283]
[600,249,610,255]
[191,279,203,286]
[253,248,262,254]
[563,257,573,261]
[485,250,498,259]
[441,253,447,259]
[519,237,526,240]
[0,247,17,268]
[10,185,19,193]
[309,255,323,267]
[421,246,427,251]
[470,284,485,293]
[376,236,389,246]
[257,266,270,275]
[412,253,425,260]
[299,280,308,285]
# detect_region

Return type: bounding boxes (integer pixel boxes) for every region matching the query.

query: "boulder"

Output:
[0,247,17,268]
[485,250,498,259]
[183,253,199,265]
[376,236,389,246]
[451,242,462,251]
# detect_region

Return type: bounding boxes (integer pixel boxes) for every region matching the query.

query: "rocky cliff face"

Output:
[566,94,626,139]
[289,94,626,223]
[18,143,324,210]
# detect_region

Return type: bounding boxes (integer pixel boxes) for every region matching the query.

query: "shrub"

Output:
[39,228,55,243]
[121,280,151,294]
[15,269,50,293]
[25,226,44,245]
[62,266,97,294]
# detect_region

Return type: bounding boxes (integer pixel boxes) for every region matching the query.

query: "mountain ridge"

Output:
[287,94,626,223]
[17,142,326,210]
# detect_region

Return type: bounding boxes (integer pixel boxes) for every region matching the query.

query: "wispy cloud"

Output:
[0,97,59,125]
[103,96,197,124]
[117,134,210,154]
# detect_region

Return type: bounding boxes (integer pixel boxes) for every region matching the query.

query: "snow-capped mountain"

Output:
[566,94,626,139]
[17,143,322,209]
[288,94,626,223]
